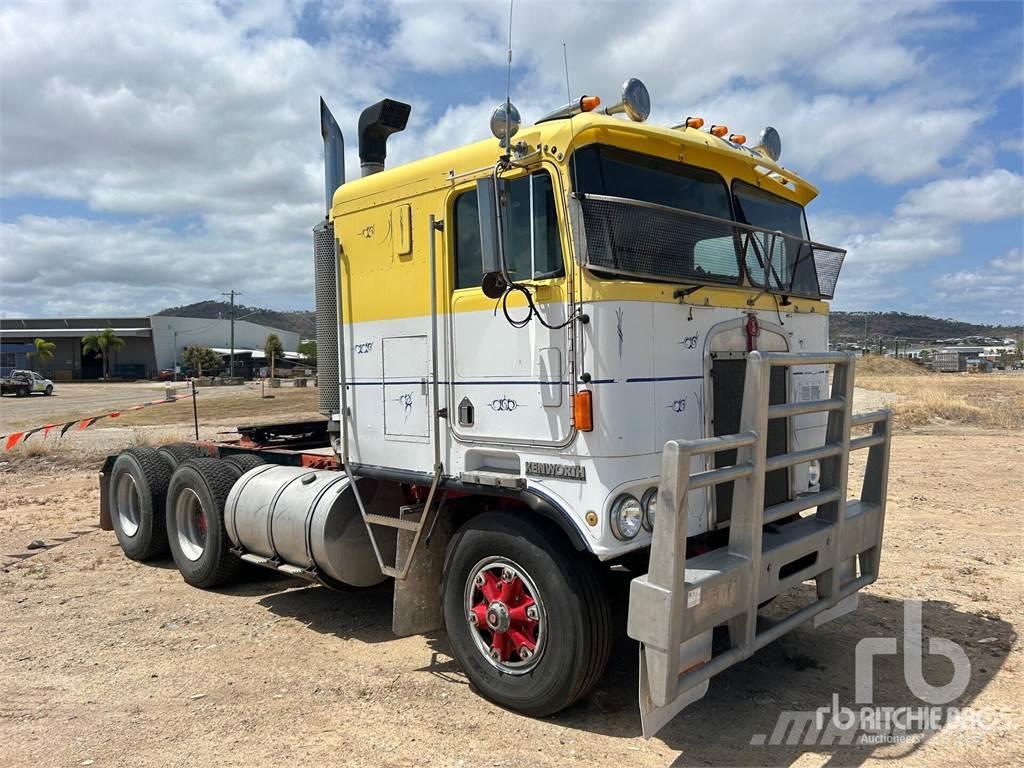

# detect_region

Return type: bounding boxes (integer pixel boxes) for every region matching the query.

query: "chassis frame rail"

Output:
[627,351,891,737]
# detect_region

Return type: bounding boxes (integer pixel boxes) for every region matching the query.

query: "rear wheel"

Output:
[109,448,172,561]
[44,385,53,396]
[157,443,206,470]
[442,512,611,717]
[222,453,265,474]
[165,458,243,588]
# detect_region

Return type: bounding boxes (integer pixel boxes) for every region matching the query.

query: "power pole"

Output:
[222,290,243,377]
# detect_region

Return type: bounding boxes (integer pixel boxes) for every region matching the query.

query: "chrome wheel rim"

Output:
[114,473,141,537]
[174,488,207,561]
[464,556,546,675]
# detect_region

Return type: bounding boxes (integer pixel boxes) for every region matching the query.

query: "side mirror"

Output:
[476,177,508,299]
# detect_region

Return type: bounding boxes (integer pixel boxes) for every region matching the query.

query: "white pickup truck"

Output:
[0,369,54,397]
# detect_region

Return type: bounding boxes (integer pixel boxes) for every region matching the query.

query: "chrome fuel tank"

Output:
[224,465,401,587]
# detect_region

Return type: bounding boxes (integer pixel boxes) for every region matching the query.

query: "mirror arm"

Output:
[491,161,515,288]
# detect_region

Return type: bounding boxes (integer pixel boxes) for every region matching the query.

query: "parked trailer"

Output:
[100,81,891,736]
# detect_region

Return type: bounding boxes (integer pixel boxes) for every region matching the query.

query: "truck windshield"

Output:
[571,144,741,283]
[732,181,819,296]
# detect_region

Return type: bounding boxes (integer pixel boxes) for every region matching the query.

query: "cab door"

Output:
[446,170,574,447]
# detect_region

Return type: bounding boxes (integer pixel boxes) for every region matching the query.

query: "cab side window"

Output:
[453,172,564,290]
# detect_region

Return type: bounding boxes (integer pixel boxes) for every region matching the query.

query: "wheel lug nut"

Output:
[474,574,485,588]
[501,568,514,582]
[468,612,478,626]
[526,605,539,621]
[519,646,532,660]
[489,648,501,661]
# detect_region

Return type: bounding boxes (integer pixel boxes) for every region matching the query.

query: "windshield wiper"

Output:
[673,285,704,301]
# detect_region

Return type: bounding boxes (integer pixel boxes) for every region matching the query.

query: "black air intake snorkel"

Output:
[357,99,411,176]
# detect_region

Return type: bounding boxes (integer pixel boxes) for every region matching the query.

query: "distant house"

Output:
[966,359,993,373]
[932,347,985,373]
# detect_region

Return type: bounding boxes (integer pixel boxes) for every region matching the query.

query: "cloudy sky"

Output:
[1,0,1022,324]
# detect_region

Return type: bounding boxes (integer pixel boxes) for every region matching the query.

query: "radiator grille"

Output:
[314,221,339,416]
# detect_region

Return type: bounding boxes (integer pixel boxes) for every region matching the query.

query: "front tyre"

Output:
[442,513,611,717]
[44,385,53,396]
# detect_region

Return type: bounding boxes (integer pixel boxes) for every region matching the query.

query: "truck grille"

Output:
[711,356,789,522]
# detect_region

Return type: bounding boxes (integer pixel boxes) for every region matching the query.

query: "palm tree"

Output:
[264,333,284,377]
[82,327,125,379]
[28,338,56,372]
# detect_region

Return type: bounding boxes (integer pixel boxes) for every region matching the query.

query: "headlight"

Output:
[807,459,821,487]
[641,487,658,531]
[610,494,643,540]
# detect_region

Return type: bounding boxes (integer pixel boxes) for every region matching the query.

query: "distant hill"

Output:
[156,303,1019,346]
[829,312,1020,343]
[157,301,315,338]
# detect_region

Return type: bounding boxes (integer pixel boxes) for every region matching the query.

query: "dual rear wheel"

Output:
[108,447,265,587]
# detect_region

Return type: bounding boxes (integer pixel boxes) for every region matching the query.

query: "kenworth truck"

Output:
[99,78,891,737]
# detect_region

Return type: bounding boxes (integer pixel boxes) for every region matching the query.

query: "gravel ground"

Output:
[0,391,1021,766]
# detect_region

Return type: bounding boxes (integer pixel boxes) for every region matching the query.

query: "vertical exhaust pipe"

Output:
[320,97,345,216]
[357,98,411,176]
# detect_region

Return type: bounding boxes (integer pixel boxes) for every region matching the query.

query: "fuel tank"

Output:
[224,465,401,587]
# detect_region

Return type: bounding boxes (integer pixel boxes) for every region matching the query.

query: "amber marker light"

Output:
[729,133,747,144]
[580,95,601,112]
[573,390,594,432]
[709,124,728,137]
[685,116,704,129]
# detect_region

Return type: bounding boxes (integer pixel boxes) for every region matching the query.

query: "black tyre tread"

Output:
[167,458,242,587]
[443,512,612,717]
[157,443,206,469]
[116,447,173,560]
[222,454,265,475]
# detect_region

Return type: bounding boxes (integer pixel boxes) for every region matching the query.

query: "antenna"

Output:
[504,0,514,157]
[563,43,581,195]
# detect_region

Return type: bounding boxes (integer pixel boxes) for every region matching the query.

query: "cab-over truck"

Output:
[99,79,891,736]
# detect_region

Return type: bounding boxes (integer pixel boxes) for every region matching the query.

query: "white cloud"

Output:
[0,0,1020,322]
[895,169,1024,221]
[930,249,1024,318]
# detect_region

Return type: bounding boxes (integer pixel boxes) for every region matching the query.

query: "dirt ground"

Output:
[1,384,1022,766]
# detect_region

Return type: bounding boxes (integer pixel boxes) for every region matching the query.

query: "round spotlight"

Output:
[605,78,651,123]
[490,101,521,147]
[610,494,643,540]
[641,487,658,531]
[756,126,782,162]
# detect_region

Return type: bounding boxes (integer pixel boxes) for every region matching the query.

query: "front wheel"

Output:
[44,385,53,396]
[442,513,611,717]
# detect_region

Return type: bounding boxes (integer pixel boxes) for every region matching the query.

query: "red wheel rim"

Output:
[464,557,545,674]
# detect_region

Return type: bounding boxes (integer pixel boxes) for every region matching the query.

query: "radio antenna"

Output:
[504,0,514,156]
[563,43,581,195]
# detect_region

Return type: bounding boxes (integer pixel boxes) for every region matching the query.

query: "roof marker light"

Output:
[729,133,746,144]
[685,116,704,129]
[709,124,728,137]
[580,95,601,112]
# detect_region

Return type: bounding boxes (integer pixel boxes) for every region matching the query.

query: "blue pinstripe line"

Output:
[344,375,703,387]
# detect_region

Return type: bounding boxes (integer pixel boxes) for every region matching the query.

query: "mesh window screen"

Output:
[578,194,845,299]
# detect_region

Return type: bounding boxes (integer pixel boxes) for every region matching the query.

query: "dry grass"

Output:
[108,385,322,428]
[855,355,930,377]
[857,371,1024,430]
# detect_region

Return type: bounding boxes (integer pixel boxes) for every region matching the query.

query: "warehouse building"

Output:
[0,315,299,380]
